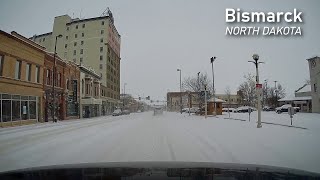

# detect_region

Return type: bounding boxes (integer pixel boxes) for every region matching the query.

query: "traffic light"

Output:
[146,96,150,100]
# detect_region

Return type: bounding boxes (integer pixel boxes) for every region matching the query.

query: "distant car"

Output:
[154,107,163,115]
[276,104,300,114]
[182,108,189,113]
[112,109,122,116]
[263,106,274,111]
[186,107,199,113]
[222,108,235,112]
[234,106,255,113]
[122,110,130,115]
[137,110,142,113]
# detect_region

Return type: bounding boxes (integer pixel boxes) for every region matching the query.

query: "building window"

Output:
[66,79,69,90]
[0,55,4,76]
[65,44,67,48]
[67,27,69,31]
[66,36,68,40]
[35,65,40,83]
[81,41,84,45]
[25,63,31,81]
[46,69,51,85]
[80,49,83,54]
[82,80,84,94]
[74,42,77,46]
[73,58,76,63]
[101,21,104,25]
[315,83,318,92]
[100,38,103,43]
[100,64,103,69]
[100,55,103,61]
[76,25,78,29]
[75,34,77,38]
[73,50,76,56]
[64,52,67,58]
[101,30,104,34]
[80,57,83,63]
[82,24,85,28]
[57,73,61,87]
[43,38,45,42]
[15,60,22,80]
[100,47,103,52]
[82,33,84,37]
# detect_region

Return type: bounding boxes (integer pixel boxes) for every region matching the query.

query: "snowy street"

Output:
[0,111,320,173]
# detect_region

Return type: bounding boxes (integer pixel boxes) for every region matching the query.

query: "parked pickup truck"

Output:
[275,104,300,114]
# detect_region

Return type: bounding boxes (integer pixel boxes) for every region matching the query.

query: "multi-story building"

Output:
[31,10,121,113]
[43,52,80,122]
[0,30,45,127]
[307,56,320,113]
[167,92,200,112]
[79,64,103,118]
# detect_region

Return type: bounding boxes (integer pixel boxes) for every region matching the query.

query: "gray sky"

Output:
[1,0,319,101]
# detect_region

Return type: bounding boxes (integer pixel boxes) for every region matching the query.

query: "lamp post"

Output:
[274,80,278,108]
[177,69,182,114]
[248,54,264,128]
[264,79,268,107]
[210,57,216,116]
[197,72,200,108]
[123,83,127,108]
[52,34,62,123]
[204,83,208,118]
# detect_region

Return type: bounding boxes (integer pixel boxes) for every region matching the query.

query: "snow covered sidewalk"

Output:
[0,111,319,173]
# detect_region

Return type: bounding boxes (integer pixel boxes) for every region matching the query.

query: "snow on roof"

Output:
[278,96,312,102]
[296,84,311,93]
[208,97,226,103]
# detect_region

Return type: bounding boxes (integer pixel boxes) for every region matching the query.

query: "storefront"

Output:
[1,93,39,127]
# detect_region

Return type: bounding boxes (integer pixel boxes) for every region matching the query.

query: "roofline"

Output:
[79,65,101,79]
[306,56,319,61]
[66,16,109,25]
[29,32,53,39]
[0,30,46,53]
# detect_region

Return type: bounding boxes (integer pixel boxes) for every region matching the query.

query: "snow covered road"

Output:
[0,111,320,173]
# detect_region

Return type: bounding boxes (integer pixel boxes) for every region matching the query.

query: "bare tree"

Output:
[225,86,231,117]
[182,73,212,108]
[238,73,256,107]
[267,84,286,107]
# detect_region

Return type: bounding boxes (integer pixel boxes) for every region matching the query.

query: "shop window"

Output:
[12,100,21,121]
[29,101,36,119]
[21,101,29,120]
[2,100,11,122]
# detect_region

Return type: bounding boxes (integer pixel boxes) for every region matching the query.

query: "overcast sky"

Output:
[1,0,319,101]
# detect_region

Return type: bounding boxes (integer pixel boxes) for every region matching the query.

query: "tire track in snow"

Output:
[165,136,176,161]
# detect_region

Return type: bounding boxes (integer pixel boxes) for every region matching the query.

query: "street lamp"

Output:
[123,83,127,108]
[210,57,216,116]
[248,54,264,128]
[197,72,200,108]
[177,69,182,114]
[52,34,63,123]
[204,83,208,118]
[274,80,278,108]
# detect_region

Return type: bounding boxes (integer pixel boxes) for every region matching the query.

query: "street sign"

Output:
[256,84,262,88]
[288,107,295,125]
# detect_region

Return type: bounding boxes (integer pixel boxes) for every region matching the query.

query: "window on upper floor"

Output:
[46,69,51,85]
[100,64,103,69]
[43,38,45,42]
[100,55,103,61]
[315,83,318,92]
[66,36,68,40]
[100,38,103,43]
[80,49,83,54]
[74,42,77,46]
[35,65,40,83]
[73,50,76,56]
[100,47,103,52]
[25,63,31,81]
[76,25,78,29]
[101,30,104,34]
[15,60,22,80]
[80,57,83,63]
[82,24,85,28]
[75,34,77,38]
[81,41,84,45]
[82,33,84,37]
[67,27,69,31]
[65,44,68,48]
[0,55,4,76]
[101,21,105,25]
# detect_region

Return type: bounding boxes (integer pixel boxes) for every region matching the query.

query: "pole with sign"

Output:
[248,107,252,122]
[288,107,295,125]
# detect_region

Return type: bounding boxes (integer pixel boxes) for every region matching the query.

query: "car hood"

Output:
[1,161,319,179]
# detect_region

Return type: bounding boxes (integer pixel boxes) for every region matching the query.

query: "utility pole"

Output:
[52,34,62,123]
[204,84,207,119]
[274,81,278,108]
[177,69,182,114]
[210,57,216,116]
[248,54,264,128]
[197,72,200,109]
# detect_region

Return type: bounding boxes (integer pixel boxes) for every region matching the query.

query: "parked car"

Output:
[186,107,199,113]
[182,108,189,113]
[222,108,235,112]
[112,109,122,116]
[122,109,130,115]
[263,106,274,111]
[275,104,300,114]
[154,107,163,115]
[234,106,255,113]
